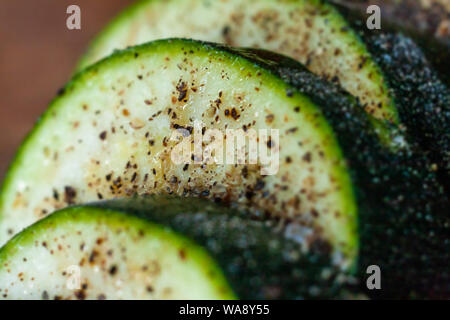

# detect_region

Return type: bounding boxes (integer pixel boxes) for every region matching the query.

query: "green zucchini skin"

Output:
[89,195,355,299]
[364,33,450,193]
[239,48,449,298]
[287,66,449,299]
[0,195,354,300]
[332,2,450,193]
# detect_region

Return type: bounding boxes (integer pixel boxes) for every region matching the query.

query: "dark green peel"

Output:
[331,0,450,85]
[1,37,448,299]
[331,1,450,195]
[90,195,355,299]
[365,33,450,193]
[233,48,450,298]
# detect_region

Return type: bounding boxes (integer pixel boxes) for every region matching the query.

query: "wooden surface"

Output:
[0,0,133,180]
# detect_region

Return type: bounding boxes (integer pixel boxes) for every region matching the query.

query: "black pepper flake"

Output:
[89,250,99,263]
[242,166,248,179]
[222,25,231,37]
[245,191,254,199]
[74,290,86,300]
[231,108,240,120]
[64,186,77,204]
[57,87,66,96]
[109,265,118,276]
[106,173,112,181]
[176,81,188,101]
[302,152,312,162]
[99,131,107,140]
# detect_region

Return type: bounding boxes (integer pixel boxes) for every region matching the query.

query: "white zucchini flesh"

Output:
[0,206,235,300]
[0,39,357,267]
[80,0,397,124]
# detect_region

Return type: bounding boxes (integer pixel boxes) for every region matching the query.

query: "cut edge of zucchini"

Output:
[77,0,400,136]
[0,39,358,267]
[0,205,237,300]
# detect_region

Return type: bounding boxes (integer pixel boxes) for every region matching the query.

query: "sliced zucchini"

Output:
[0,201,232,300]
[0,196,353,300]
[330,0,450,84]
[332,2,450,188]
[78,0,400,136]
[1,39,447,298]
[364,33,450,192]
[0,39,359,268]
[249,47,449,298]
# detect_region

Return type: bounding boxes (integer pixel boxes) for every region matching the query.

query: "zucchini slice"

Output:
[78,0,400,133]
[0,39,359,267]
[332,1,450,190]
[330,0,450,85]
[364,33,450,192]
[260,45,449,298]
[0,196,353,300]
[1,39,447,298]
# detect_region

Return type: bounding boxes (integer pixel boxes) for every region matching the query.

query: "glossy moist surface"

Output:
[0,206,235,300]
[79,0,397,124]
[0,39,357,265]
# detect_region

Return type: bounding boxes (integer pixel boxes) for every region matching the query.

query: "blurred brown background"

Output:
[0,0,133,180]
